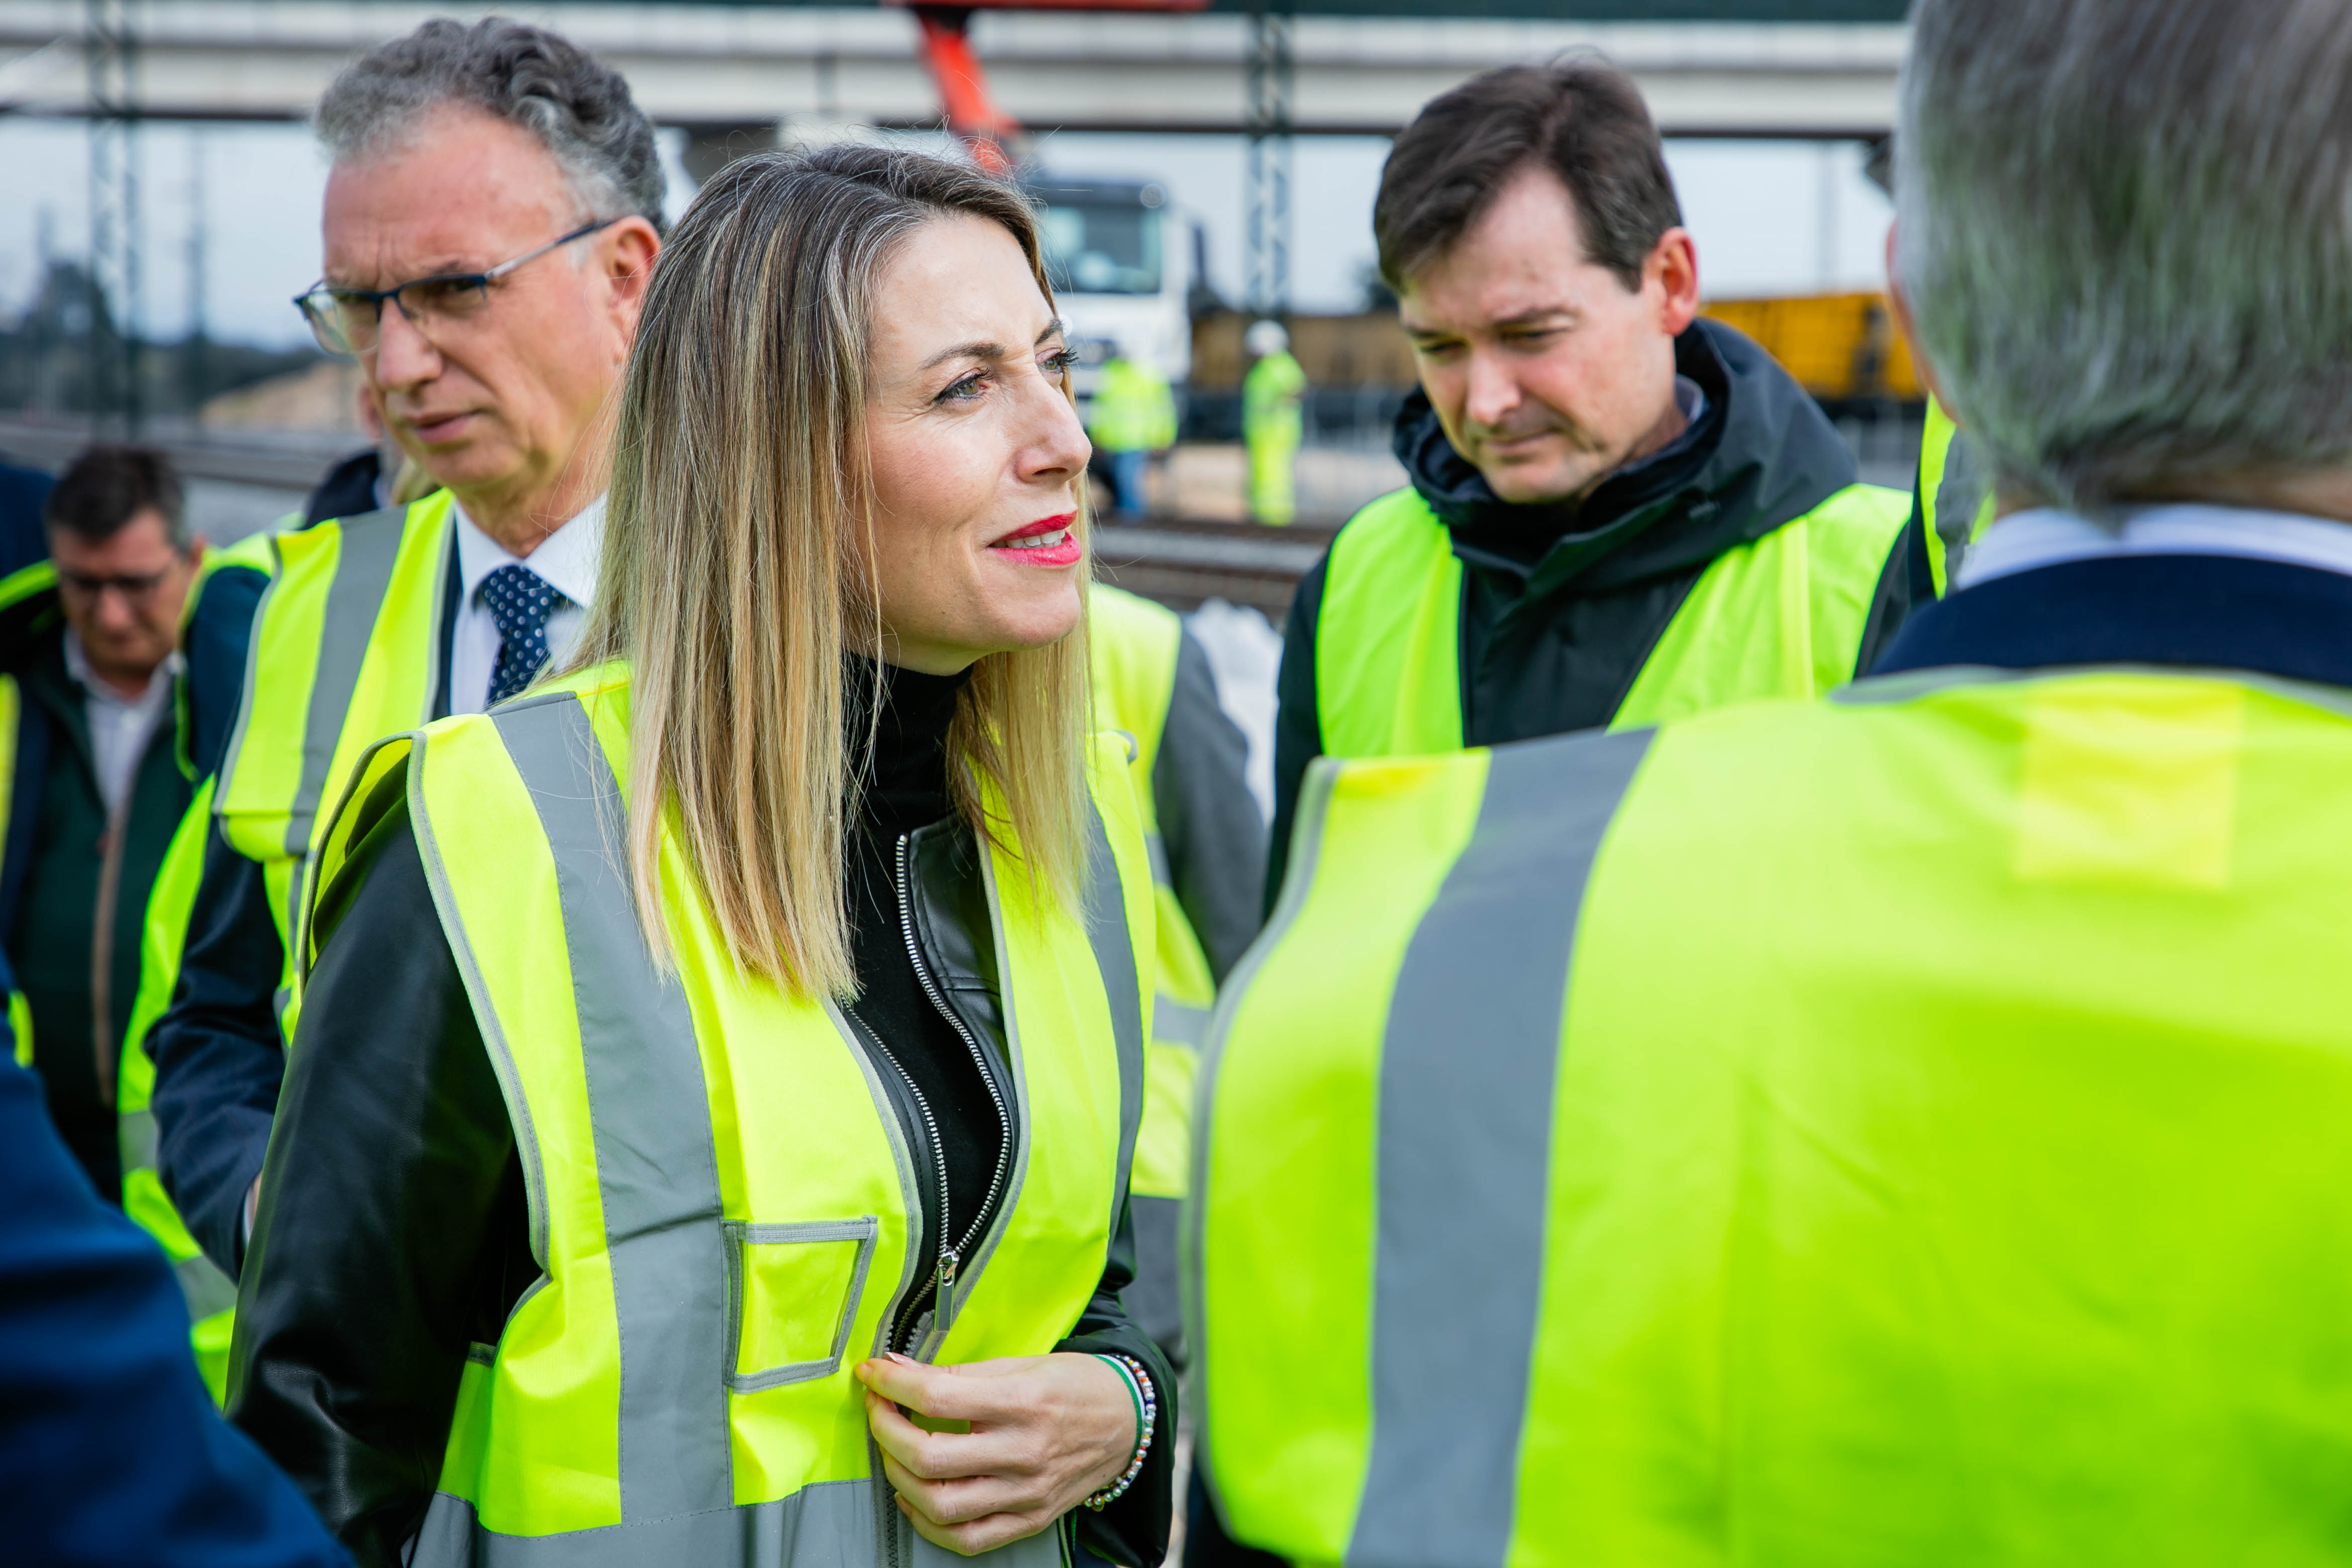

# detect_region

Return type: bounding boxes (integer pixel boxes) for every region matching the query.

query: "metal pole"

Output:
[1244,0,1293,324]
[186,127,208,421]
[85,0,140,437]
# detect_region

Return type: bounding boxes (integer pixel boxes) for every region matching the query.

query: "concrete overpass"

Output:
[0,0,1906,140]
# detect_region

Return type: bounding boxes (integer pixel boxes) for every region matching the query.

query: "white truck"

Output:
[1025,177,1198,412]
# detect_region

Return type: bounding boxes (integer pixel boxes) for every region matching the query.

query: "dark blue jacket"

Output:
[0,979,348,1567]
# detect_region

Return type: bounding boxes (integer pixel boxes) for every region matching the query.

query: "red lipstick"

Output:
[988,512,1082,569]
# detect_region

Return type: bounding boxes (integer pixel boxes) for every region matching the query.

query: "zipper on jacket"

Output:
[855,1004,952,1356]
[892,830,1016,1354]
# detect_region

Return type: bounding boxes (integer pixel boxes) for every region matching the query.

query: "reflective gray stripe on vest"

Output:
[491,692,733,1525]
[1142,831,1210,1047]
[118,1107,239,1320]
[283,504,410,858]
[175,1252,239,1321]
[1083,800,1148,1229]
[1152,996,1210,1049]
[119,1105,158,1174]
[410,1477,1069,1568]
[1347,727,1654,1568]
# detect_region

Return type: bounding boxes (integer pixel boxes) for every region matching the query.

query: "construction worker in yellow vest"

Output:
[233,144,1176,1568]
[1194,0,2352,1558]
[1266,58,1932,886]
[126,18,663,1311]
[1089,584,1263,1359]
[1243,319,1306,526]
[1087,344,1177,519]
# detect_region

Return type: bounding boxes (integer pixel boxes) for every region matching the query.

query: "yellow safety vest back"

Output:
[308,664,1151,1564]
[1315,483,1912,761]
[1196,665,2352,1564]
[1089,584,1218,1202]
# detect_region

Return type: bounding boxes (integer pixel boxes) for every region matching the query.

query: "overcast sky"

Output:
[0,115,1894,349]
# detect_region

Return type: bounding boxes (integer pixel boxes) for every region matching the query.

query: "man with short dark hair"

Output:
[0,445,202,1197]
[1265,57,1930,882]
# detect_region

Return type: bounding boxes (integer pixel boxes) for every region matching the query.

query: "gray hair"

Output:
[1894,0,2352,510]
[317,17,665,234]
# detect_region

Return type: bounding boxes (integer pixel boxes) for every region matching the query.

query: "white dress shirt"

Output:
[448,494,605,715]
[1957,503,2352,590]
[63,630,176,817]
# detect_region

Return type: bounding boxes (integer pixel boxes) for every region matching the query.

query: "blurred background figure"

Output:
[1088,337,1177,519]
[1242,319,1305,525]
[0,445,200,1201]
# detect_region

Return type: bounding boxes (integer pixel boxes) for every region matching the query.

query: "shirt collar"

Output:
[62,626,175,710]
[451,493,606,609]
[1957,502,2352,590]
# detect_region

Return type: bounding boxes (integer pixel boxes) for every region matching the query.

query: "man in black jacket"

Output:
[1266,59,1929,887]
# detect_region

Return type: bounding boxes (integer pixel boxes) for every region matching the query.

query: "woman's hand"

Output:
[855,1349,1138,1555]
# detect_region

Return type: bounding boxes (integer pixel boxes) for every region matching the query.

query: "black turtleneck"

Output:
[841,656,999,1274]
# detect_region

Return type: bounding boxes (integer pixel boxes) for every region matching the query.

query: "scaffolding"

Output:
[1243,0,1292,326]
[85,0,140,435]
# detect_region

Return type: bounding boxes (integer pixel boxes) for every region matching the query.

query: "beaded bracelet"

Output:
[1082,1353,1158,1512]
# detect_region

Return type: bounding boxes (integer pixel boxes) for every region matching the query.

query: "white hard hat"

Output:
[1245,319,1289,357]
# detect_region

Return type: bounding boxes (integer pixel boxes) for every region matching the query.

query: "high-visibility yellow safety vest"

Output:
[121,499,450,1397]
[0,559,56,1069]
[1315,482,1911,760]
[1918,392,1997,594]
[1090,584,1218,1202]
[117,773,239,1402]
[307,665,1151,1564]
[214,491,457,1006]
[1088,357,1178,455]
[1195,665,2352,1564]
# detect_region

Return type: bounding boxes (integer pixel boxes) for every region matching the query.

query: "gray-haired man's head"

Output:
[1895,0,2352,513]
[309,17,662,540]
[318,16,664,234]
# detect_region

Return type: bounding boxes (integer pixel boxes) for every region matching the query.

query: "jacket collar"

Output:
[1871,549,2352,691]
[1391,316,1859,598]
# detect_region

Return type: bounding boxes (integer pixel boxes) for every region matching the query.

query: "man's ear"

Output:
[1650,226,1700,337]
[604,216,662,332]
[1884,222,1953,417]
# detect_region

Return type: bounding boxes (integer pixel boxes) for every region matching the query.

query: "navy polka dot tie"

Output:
[480,563,572,706]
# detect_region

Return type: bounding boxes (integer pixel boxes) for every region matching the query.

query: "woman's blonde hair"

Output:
[569,144,1091,998]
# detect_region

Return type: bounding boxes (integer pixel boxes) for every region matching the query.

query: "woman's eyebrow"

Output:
[918,318,1070,373]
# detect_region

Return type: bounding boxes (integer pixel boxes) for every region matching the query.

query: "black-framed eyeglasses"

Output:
[55,564,181,604]
[292,217,621,358]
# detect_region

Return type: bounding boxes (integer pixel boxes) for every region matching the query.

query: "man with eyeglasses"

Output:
[0,446,203,1202]
[128,18,661,1330]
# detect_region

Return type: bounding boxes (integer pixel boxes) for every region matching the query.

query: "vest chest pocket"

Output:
[721,1216,880,1392]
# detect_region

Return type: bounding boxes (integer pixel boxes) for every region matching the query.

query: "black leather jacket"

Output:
[228,723,1174,1567]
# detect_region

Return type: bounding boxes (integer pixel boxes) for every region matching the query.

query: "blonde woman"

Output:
[230,147,1170,1568]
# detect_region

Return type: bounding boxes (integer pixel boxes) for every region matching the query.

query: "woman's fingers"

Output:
[855,1352,1036,1425]
[895,1492,1057,1556]
[878,1443,1025,1523]
[865,1388,1033,1481]
[859,1352,1140,1533]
